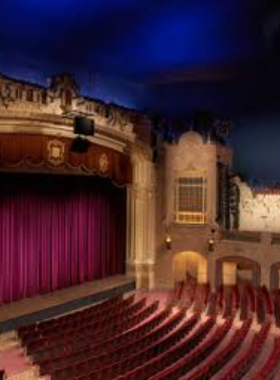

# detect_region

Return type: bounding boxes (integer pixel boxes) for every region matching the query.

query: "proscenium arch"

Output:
[216,256,261,288]
[172,251,208,285]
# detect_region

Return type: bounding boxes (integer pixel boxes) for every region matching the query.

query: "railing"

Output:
[174,212,206,225]
[221,230,261,243]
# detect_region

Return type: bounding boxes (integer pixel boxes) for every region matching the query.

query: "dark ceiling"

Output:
[0,1,267,74]
[0,0,279,115]
[0,0,280,182]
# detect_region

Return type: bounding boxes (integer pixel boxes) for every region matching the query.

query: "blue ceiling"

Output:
[0,0,279,182]
[0,1,271,80]
[0,0,279,115]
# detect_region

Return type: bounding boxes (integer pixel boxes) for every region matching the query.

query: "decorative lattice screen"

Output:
[174,171,207,224]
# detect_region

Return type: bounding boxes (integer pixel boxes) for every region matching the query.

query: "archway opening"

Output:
[173,251,207,285]
[236,262,256,286]
[173,251,208,310]
[216,256,260,288]
[216,257,261,319]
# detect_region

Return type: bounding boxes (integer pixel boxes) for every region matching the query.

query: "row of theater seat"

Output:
[190,317,252,380]
[193,283,210,313]
[22,295,136,351]
[118,316,220,380]
[219,321,271,380]
[210,283,276,323]
[44,308,185,379]
[261,286,274,315]
[39,305,171,374]
[272,289,280,325]
[25,296,145,356]
[17,293,280,380]
[18,295,122,338]
[29,297,155,362]
[77,312,201,380]
[18,295,196,380]
[253,336,280,380]
[33,301,158,368]
[174,275,199,309]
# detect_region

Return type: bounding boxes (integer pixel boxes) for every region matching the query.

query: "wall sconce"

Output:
[165,235,172,250]
[208,238,215,252]
[208,229,215,252]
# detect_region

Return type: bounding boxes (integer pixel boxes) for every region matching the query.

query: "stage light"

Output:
[70,116,95,153]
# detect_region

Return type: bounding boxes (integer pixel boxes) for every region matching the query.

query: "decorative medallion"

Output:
[99,153,109,173]
[47,139,65,166]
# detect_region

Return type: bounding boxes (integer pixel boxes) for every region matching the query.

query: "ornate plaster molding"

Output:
[0,72,138,144]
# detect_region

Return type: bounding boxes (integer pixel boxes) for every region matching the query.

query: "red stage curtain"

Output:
[0,173,126,305]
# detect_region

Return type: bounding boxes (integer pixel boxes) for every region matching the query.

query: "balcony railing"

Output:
[221,230,261,243]
[174,212,206,225]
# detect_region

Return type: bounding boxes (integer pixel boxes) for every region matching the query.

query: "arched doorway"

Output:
[216,256,261,288]
[173,251,207,285]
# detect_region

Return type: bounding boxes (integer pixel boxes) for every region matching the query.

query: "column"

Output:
[126,148,157,289]
[207,254,217,291]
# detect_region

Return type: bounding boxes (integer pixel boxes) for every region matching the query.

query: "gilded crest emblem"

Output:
[47,139,65,166]
[99,153,109,173]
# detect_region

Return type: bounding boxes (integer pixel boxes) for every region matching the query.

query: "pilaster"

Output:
[126,146,157,289]
[207,252,216,291]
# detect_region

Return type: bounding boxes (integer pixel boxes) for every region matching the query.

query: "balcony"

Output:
[220,230,261,243]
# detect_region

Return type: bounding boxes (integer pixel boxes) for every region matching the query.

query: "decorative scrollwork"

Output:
[0,83,14,108]
[47,140,65,166]
[99,153,109,173]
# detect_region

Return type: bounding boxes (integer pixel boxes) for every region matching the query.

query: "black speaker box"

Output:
[70,136,90,153]
[74,116,94,136]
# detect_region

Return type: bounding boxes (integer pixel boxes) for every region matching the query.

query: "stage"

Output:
[0,275,135,333]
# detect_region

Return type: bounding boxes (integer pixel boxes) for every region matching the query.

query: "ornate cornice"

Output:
[0,111,134,153]
[0,72,144,145]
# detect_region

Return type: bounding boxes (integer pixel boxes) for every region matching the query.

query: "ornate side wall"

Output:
[236,178,280,232]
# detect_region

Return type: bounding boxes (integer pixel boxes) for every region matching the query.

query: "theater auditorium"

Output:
[1,1,280,379]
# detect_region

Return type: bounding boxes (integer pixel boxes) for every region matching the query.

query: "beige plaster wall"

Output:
[223,262,237,285]
[154,132,232,289]
[165,131,218,227]
[154,131,280,291]
[237,269,253,284]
